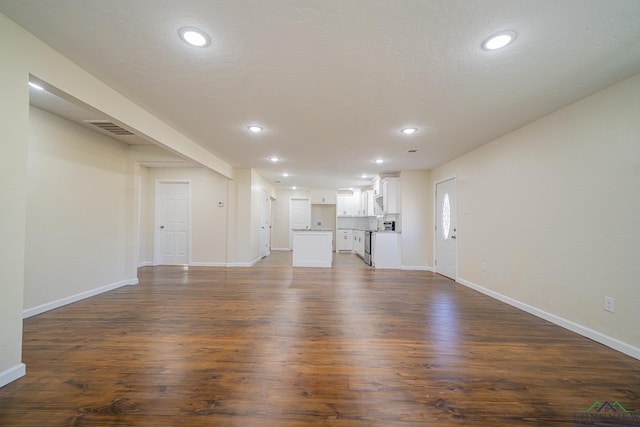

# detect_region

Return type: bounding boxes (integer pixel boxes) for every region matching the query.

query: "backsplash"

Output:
[337,216,378,231]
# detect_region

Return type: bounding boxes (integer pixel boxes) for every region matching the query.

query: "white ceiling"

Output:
[3,0,640,190]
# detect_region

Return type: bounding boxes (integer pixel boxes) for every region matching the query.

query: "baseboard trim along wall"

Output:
[457,277,640,361]
[189,262,227,267]
[226,256,262,268]
[0,363,26,388]
[138,258,266,268]
[22,278,139,319]
[401,265,433,271]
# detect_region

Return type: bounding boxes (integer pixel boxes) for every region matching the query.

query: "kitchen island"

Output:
[292,229,333,267]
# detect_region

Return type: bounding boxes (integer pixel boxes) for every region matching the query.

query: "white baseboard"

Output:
[0,363,26,388]
[139,259,264,268]
[457,277,640,361]
[189,262,227,267]
[271,248,291,251]
[22,278,139,319]
[402,265,433,271]
[293,261,332,268]
[227,256,262,267]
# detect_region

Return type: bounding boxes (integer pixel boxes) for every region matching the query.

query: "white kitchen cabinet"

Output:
[337,193,354,216]
[373,232,401,269]
[310,190,336,205]
[336,229,353,251]
[353,230,365,257]
[337,191,363,216]
[361,190,374,216]
[352,190,362,215]
[373,177,381,197]
[382,178,400,214]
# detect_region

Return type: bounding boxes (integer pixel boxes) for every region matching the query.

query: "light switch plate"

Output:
[604,296,615,313]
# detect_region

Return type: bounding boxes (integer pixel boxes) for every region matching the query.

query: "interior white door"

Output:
[435,178,457,279]
[260,191,271,258]
[289,197,311,249]
[156,181,190,265]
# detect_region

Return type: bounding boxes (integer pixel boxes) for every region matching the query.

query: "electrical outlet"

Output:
[604,296,615,313]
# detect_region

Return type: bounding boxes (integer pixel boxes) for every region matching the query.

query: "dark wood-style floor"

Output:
[1,252,639,426]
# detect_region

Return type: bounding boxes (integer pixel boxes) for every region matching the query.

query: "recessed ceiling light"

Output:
[178,27,211,47]
[401,127,418,135]
[247,125,263,133]
[361,174,367,179]
[28,82,44,90]
[269,156,280,162]
[375,159,385,164]
[482,30,517,50]
[283,172,289,177]
[292,186,297,190]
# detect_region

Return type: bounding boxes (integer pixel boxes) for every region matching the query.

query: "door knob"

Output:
[160,225,165,229]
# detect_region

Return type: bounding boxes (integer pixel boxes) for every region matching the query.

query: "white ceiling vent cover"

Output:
[83,120,134,135]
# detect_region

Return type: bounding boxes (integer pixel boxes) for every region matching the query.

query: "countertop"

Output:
[292,228,333,232]
[337,228,401,233]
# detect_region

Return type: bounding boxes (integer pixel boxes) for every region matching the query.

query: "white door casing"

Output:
[155,181,190,265]
[435,178,457,280]
[289,197,311,249]
[261,191,271,258]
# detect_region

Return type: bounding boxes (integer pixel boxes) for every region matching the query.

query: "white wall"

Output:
[0,13,29,386]
[251,170,271,259]
[230,169,252,264]
[140,167,229,266]
[24,106,133,311]
[431,73,640,356]
[224,169,275,265]
[400,170,432,269]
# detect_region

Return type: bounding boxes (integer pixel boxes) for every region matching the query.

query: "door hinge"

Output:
[434,259,437,266]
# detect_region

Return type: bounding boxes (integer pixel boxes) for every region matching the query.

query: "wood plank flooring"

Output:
[1,252,639,426]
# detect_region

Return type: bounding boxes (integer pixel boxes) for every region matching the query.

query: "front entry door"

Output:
[435,178,457,279]
[155,181,190,265]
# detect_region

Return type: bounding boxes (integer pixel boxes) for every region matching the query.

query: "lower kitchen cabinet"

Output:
[336,229,353,251]
[373,232,401,269]
[353,230,365,258]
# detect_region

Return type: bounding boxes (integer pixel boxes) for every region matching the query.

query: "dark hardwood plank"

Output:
[1,254,639,426]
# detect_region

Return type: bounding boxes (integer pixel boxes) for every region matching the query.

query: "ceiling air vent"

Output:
[407,148,418,153]
[83,120,134,135]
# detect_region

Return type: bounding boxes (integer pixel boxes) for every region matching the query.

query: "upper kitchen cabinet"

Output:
[382,178,401,214]
[337,192,356,216]
[337,190,370,216]
[310,190,337,205]
[361,190,375,216]
[373,177,381,197]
